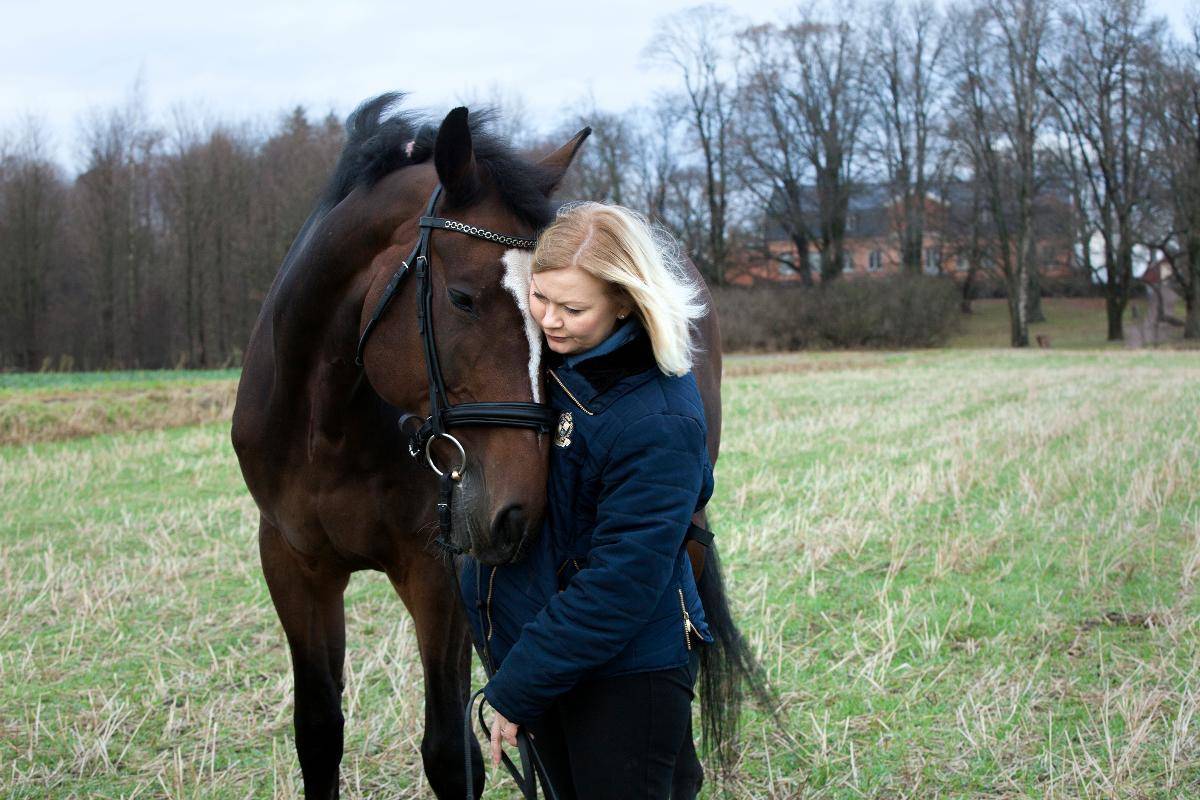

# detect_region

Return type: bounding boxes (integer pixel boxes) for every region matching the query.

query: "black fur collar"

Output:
[545,331,658,396]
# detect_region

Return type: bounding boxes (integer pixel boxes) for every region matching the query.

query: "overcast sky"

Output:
[2,0,1195,168]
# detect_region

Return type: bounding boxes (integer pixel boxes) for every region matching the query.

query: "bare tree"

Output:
[0,118,68,369]
[733,4,871,284]
[1145,20,1200,339]
[785,4,871,282]
[947,0,1054,347]
[549,104,637,205]
[735,22,817,285]
[867,0,948,275]
[646,4,738,284]
[74,91,159,366]
[1041,0,1164,341]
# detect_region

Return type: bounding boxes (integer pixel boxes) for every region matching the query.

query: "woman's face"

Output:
[529,265,632,356]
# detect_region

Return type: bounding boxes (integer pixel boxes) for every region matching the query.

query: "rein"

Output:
[354,184,558,799]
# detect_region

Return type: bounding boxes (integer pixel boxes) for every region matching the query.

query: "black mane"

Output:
[321,92,555,229]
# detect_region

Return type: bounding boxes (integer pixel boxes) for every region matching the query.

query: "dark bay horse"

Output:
[232,94,753,799]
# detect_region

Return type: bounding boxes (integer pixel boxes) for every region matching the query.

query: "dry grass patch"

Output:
[0,382,237,445]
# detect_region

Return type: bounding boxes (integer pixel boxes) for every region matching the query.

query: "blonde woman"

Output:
[459,202,715,798]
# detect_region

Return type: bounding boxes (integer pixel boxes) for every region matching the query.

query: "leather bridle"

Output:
[354,183,558,555]
[354,183,561,799]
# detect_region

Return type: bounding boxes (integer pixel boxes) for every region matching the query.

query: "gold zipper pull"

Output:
[677,588,693,651]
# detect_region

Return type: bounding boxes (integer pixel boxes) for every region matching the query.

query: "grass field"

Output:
[947,296,1194,350]
[2,347,1199,798]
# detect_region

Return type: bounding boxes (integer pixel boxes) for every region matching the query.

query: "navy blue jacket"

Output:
[459,320,715,724]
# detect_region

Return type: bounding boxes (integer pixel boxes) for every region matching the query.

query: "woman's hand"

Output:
[489,709,520,766]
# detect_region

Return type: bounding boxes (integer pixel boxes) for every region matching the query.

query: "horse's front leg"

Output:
[260,520,350,799]
[391,558,483,799]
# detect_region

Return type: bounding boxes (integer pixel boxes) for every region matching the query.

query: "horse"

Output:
[231,93,757,799]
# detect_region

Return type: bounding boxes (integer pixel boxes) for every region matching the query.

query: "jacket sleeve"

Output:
[483,411,706,724]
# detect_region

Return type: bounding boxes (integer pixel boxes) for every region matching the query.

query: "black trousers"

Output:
[524,653,699,800]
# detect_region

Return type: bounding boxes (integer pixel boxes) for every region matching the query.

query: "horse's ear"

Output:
[435,107,479,202]
[537,127,591,197]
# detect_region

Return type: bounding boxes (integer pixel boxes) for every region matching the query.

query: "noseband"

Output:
[354,184,557,554]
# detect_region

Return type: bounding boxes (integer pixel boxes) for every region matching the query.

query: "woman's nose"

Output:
[541,306,559,329]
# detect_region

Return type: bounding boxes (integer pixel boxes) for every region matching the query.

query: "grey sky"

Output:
[1,0,1195,167]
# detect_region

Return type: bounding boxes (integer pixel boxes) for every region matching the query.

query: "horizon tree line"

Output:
[1,0,1197,369]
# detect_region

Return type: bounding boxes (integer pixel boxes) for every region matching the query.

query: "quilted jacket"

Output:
[458,319,715,725]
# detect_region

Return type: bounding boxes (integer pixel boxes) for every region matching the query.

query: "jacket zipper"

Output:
[548,370,595,416]
[486,567,497,643]
[677,587,701,651]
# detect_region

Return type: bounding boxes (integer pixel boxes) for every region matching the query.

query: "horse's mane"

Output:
[321,92,555,229]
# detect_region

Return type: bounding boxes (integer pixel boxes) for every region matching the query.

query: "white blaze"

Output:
[501,248,542,403]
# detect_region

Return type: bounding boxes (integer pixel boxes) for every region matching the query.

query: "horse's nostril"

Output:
[493,504,527,544]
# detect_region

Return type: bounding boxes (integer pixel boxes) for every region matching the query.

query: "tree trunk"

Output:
[1185,237,1200,340]
[1025,264,1045,323]
[902,194,923,274]
[790,234,815,287]
[1182,276,1199,339]
[1009,266,1030,347]
[1185,297,1200,339]
[961,266,978,314]
[1105,295,1125,341]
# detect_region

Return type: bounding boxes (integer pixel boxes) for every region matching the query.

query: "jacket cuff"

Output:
[483,677,529,726]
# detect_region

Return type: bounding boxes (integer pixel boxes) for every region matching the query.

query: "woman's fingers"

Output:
[488,710,522,766]
[490,717,503,766]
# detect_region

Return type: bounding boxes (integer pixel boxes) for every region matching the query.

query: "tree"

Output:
[867,0,948,275]
[947,0,1054,347]
[736,22,817,285]
[646,4,738,285]
[0,118,68,369]
[781,5,871,283]
[549,104,637,205]
[732,4,870,284]
[74,92,159,367]
[1041,0,1164,341]
[1145,21,1200,339]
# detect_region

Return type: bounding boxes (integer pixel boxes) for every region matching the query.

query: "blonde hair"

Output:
[531,203,706,377]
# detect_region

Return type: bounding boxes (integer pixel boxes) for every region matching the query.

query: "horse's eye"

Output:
[448,288,476,315]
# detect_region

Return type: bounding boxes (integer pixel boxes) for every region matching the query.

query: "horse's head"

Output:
[359,107,588,565]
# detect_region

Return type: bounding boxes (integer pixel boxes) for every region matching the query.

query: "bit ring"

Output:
[426,432,466,480]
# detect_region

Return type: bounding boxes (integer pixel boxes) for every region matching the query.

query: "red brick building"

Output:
[728,184,1078,286]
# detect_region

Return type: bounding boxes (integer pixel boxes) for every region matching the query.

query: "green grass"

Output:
[946,296,1193,349]
[2,351,1199,798]
[0,368,239,394]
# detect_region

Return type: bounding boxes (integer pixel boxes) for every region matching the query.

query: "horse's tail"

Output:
[697,542,774,775]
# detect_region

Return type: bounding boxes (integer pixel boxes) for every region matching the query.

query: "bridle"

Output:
[354,183,557,555]
[354,182,560,799]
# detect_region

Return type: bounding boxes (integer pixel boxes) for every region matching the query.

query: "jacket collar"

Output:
[546,329,660,409]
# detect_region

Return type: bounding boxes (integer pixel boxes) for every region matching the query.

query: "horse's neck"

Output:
[261,202,385,409]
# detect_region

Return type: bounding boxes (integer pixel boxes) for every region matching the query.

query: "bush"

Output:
[711,275,961,351]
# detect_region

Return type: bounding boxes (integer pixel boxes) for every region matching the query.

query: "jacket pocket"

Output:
[677,586,702,651]
[556,556,585,591]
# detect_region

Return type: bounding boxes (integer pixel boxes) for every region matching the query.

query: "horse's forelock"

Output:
[500,248,542,404]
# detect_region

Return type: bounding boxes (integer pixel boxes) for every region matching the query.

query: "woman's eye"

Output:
[565,307,582,315]
[448,289,476,315]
